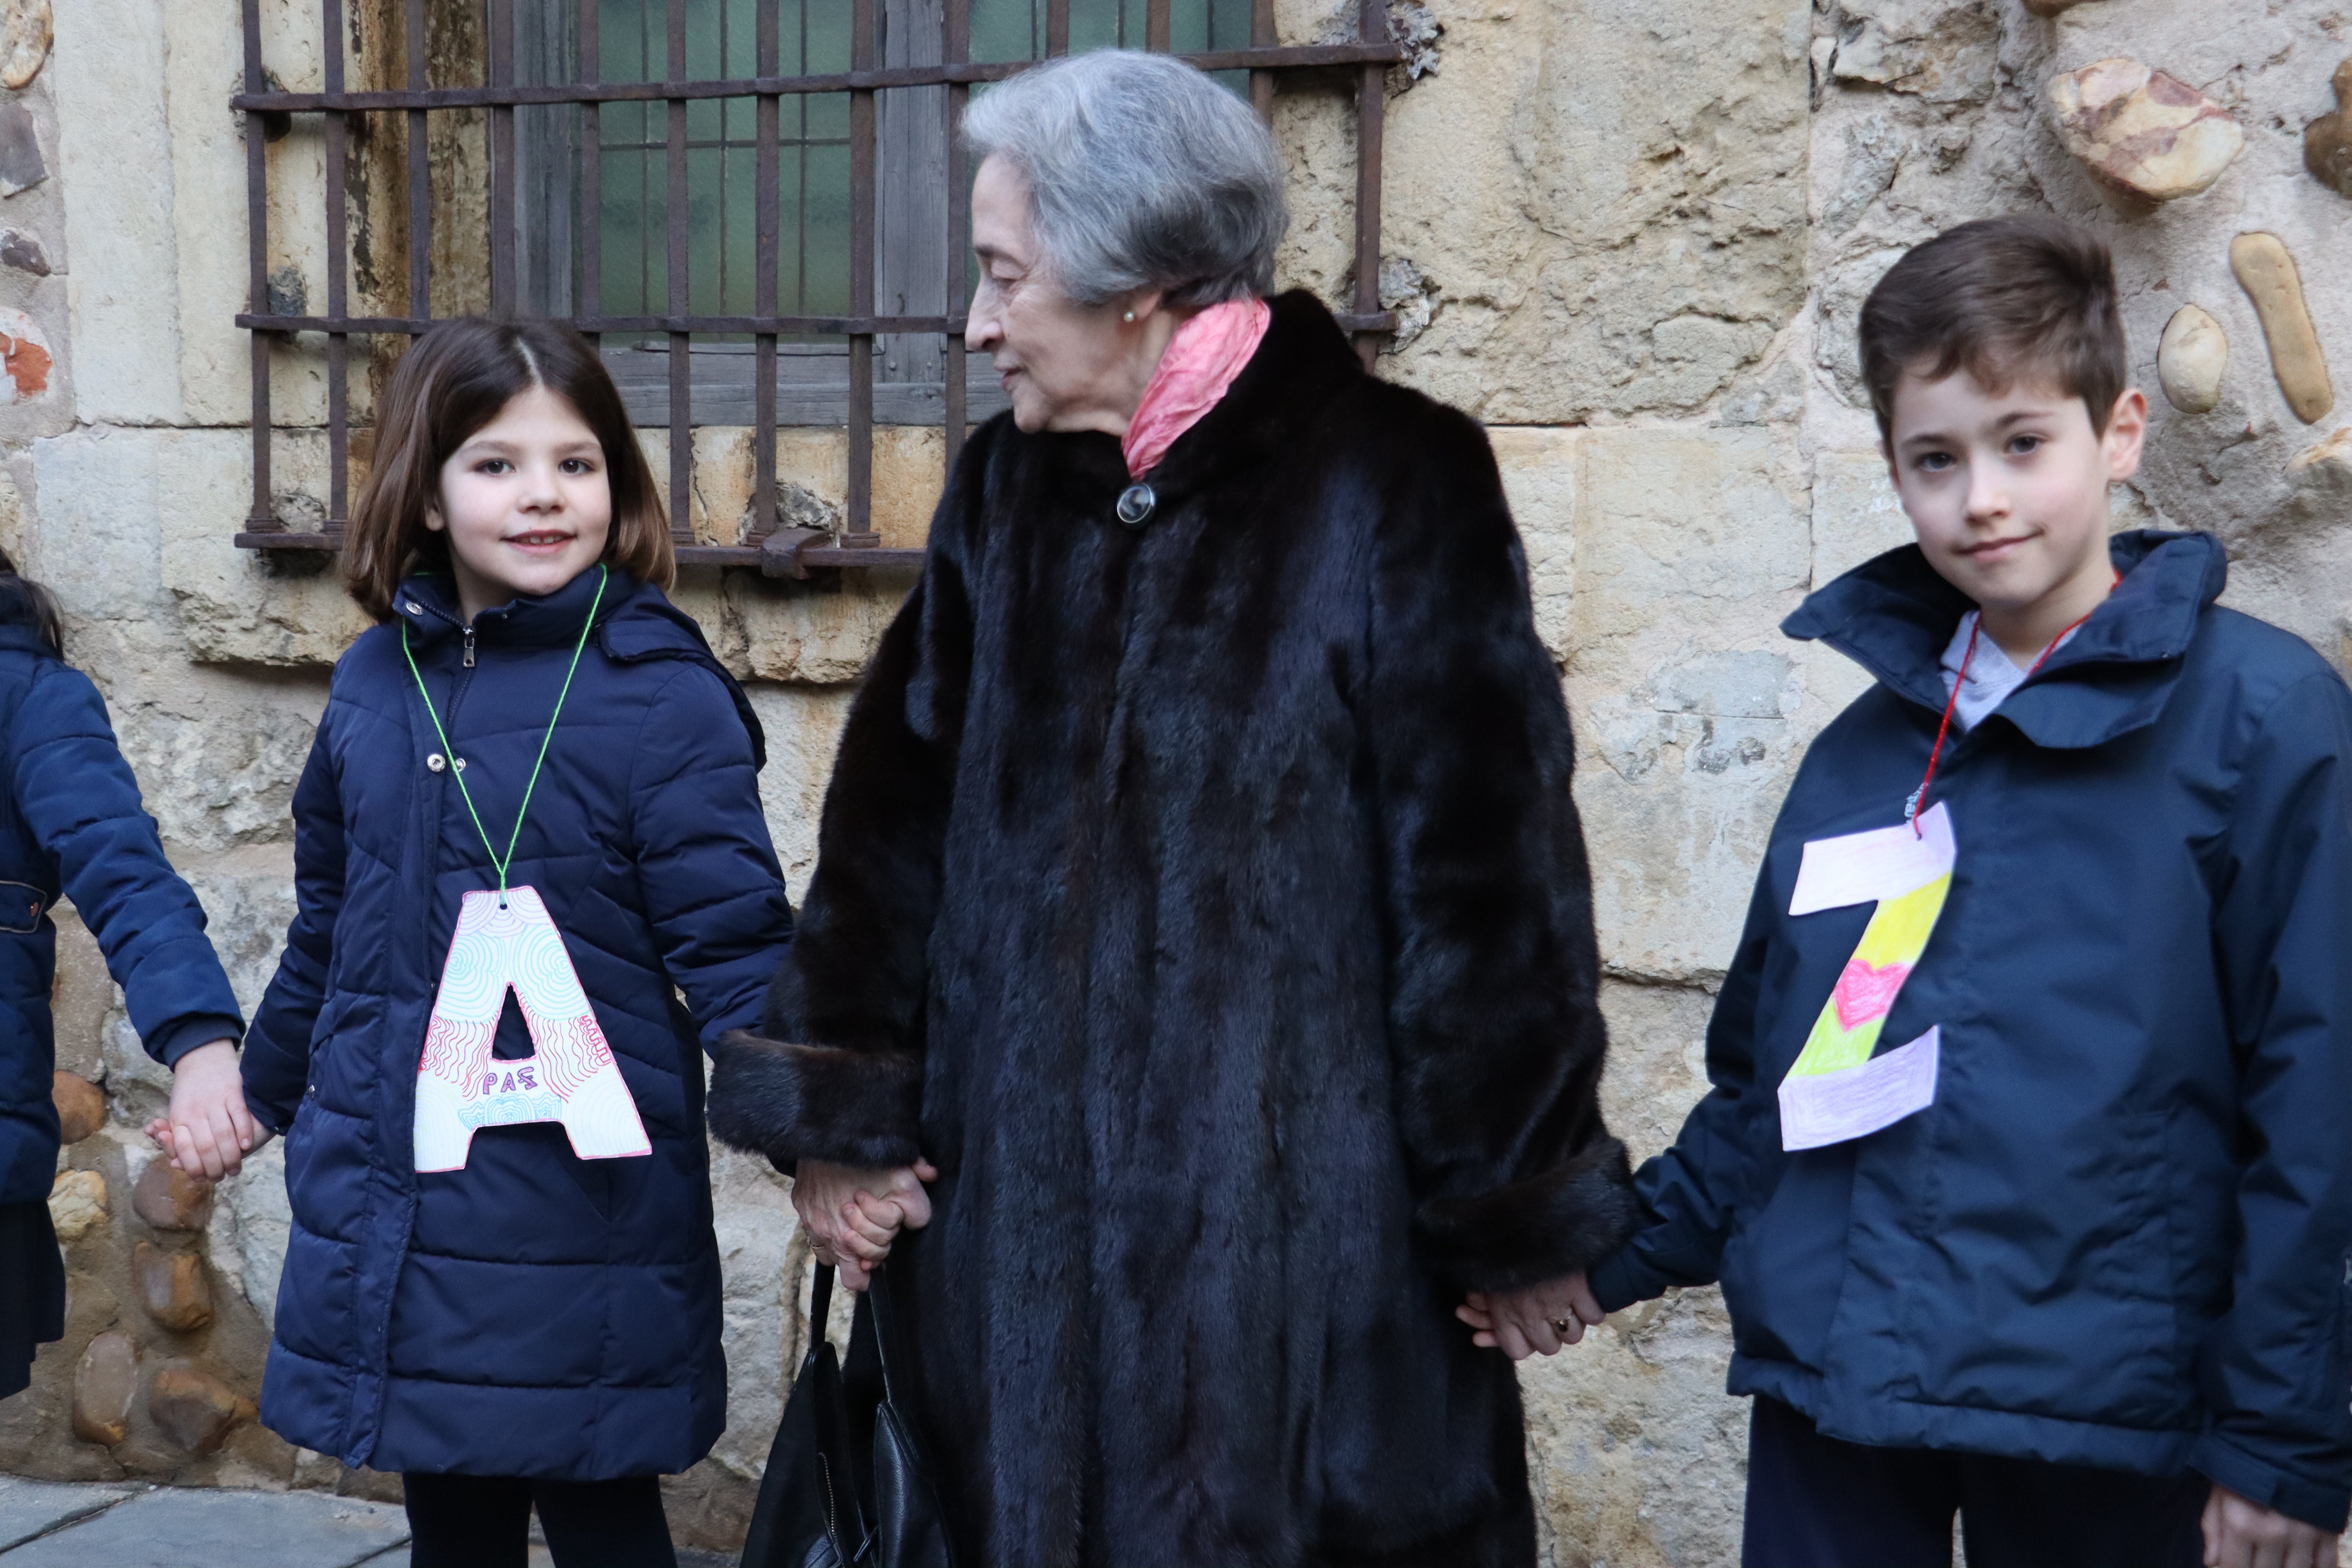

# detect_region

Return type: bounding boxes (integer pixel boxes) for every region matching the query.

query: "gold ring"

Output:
[1551,1318,1575,1335]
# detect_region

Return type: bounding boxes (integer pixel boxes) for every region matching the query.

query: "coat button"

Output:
[426,753,446,772]
[1116,483,1156,528]
[454,757,467,772]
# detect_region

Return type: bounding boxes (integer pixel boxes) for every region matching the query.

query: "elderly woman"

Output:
[711,49,1633,1566]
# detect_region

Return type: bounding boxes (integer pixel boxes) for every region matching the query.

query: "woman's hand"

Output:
[142,1040,270,1180]
[792,1157,940,1291]
[2202,1485,2339,1568]
[1456,1272,1605,1361]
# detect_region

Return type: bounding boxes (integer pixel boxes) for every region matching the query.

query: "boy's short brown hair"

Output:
[344,317,672,619]
[1858,214,2128,444]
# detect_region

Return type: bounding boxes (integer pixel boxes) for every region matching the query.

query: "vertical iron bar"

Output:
[666,0,691,542]
[944,0,969,479]
[406,0,429,319]
[577,0,600,347]
[1248,0,1273,122]
[849,0,875,536]
[490,0,515,313]
[1352,1,1384,373]
[324,0,350,527]
[243,0,276,530]
[1144,0,1168,52]
[753,0,779,539]
[1045,0,1067,56]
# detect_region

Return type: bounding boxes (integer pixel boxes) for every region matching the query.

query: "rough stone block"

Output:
[50,0,182,423]
[51,1069,103,1144]
[2048,58,2245,203]
[1829,0,2000,103]
[1363,0,1809,422]
[2232,232,2335,425]
[1489,426,1579,662]
[132,1242,214,1332]
[45,1168,105,1242]
[70,1330,137,1445]
[132,1157,215,1232]
[142,1360,254,1456]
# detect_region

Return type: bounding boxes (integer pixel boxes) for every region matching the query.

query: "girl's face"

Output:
[428,383,613,621]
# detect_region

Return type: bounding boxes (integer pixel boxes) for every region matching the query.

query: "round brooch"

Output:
[1116,483,1156,529]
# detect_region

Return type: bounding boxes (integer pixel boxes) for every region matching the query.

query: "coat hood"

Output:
[1782,529,2230,750]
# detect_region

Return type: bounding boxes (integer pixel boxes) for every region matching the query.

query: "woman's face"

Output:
[428,383,613,622]
[966,155,1156,435]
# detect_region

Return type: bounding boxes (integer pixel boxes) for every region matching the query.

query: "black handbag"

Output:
[740,1264,957,1568]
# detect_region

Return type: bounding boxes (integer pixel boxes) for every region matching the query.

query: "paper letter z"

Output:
[1777,802,1955,1152]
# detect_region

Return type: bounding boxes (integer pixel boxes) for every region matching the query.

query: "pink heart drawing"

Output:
[1831,958,1911,1032]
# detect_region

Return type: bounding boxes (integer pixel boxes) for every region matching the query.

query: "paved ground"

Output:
[0,1477,735,1566]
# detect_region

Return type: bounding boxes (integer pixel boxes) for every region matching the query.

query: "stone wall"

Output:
[10,0,2352,1560]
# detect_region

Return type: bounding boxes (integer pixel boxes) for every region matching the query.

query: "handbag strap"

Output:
[810,1262,835,1346]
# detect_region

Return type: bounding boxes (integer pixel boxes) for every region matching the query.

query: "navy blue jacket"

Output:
[0,597,243,1205]
[1589,532,2352,1532]
[242,568,794,1480]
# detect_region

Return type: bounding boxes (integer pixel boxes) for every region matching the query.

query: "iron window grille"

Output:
[232,0,1402,576]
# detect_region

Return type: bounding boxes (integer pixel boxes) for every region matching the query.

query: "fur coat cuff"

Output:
[708,1031,925,1169]
[1413,1137,1639,1294]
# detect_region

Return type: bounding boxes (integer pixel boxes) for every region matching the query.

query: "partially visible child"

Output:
[164,319,795,1568]
[1489,217,2352,1568]
[0,551,244,1398]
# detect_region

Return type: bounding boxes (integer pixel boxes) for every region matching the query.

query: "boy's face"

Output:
[1884,366,2147,624]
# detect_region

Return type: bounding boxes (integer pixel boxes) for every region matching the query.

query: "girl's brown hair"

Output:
[344,317,672,618]
[0,545,62,657]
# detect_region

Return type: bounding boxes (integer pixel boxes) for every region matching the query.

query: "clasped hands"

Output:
[792,1156,940,1290]
[1456,1272,1605,1360]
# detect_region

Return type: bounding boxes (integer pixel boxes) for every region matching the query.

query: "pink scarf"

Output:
[1120,297,1272,480]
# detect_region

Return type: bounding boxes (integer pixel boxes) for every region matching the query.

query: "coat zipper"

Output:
[463,626,476,668]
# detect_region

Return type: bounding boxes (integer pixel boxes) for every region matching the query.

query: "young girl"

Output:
[0,552,245,1399]
[170,318,795,1567]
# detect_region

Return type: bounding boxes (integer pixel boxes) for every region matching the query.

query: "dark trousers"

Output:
[403,1472,677,1568]
[1742,1396,2208,1568]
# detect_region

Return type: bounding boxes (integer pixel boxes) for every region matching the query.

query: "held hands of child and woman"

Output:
[143,1039,270,1181]
[1455,1273,1605,1360]
[792,1157,941,1290]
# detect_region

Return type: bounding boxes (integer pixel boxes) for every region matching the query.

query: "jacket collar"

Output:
[1782,530,2229,750]
[1027,290,1365,508]
[392,564,632,652]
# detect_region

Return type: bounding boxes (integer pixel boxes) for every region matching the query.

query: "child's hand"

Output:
[1456,1272,1605,1361]
[792,1157,940,1292]
[141,1040,269,1181]
[2201,1484,2338,1568]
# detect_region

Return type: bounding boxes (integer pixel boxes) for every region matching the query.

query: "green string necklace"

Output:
[400,563,608,906]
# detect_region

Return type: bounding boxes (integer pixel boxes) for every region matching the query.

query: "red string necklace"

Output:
[1906,584,2112,835]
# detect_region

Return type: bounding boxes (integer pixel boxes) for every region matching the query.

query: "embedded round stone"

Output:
[2157,305,2228,415]
[0,0,49,91]
[1116,484,1156,529]
[2047,58,2245,203]
[146,1359,255,1455]
[51,1069,104,1145]
[47,1169,106,1243]
[131,1158,214,1232]
[133,1241,214,1333]
[72,1330,137,1446]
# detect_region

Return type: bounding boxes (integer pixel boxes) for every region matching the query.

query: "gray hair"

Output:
[962,50,1288,309]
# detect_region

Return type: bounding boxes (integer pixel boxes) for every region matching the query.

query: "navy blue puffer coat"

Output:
[0,591,243,1205]
[1589,532,2352,1532]
[241,567,794,1479]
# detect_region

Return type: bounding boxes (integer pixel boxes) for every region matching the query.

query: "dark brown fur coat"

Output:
[711,292,1634,1567]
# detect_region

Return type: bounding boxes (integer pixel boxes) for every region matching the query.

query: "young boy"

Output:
[1559,217,2352,1567]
